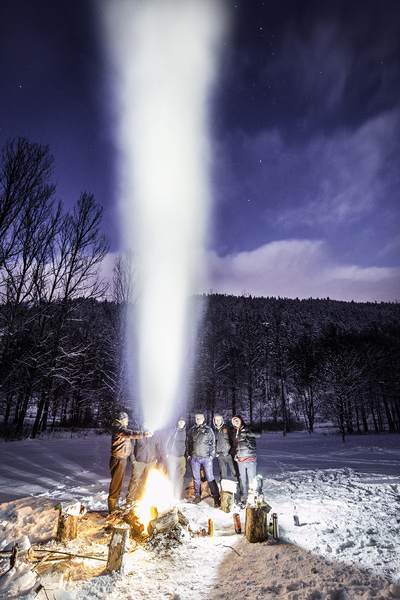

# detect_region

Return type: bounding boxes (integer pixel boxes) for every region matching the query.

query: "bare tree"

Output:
[0,138,61,423]
[0,137,56,264]
[30,192,110,437]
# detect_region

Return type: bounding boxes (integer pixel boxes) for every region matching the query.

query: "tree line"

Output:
[1,138,399,439]
[190,294,400,440]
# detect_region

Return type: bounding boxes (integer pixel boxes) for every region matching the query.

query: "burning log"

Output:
[122,468,190,546]
[107,523,130,573]
[148,506,178,535]
[245,504,270,543]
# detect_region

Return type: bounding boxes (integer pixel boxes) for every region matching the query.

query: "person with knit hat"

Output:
[231,415,261,506]
[166,417,187,499]
[107,412,152,514]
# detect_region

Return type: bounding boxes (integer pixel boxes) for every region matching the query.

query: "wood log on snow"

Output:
[245,504,270,543]
[221,491,234,513]
[148,506,178,535]
[56,512,78,542]
[107,523,130,572]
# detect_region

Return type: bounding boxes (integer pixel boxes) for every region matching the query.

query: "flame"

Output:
[134,469,175,532]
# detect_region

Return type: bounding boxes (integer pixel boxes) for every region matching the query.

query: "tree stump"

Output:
[221,491,234,513]
[107,523,130,573]
[245,505,270,543]
[56,512,78,542]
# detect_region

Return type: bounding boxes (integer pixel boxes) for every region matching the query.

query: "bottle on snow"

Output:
[272,513,279,540]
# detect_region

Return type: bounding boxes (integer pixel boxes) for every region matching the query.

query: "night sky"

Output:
[1,0,399,302]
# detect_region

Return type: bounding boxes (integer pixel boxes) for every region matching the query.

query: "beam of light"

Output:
[101,0,227,430]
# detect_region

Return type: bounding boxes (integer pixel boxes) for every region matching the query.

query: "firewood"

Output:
[107,523,130,572]
[148,506,178,535]
[221,490,234,513]
[31,548,107,562]
[56,512,78,542]
[245,504,269,543]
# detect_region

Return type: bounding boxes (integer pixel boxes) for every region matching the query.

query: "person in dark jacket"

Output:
[125,422,165,505]
[166,417,187,499]
[186,413,220,506]
[231,414,261,505]
[212,414,238,484]
[108,412,152,514]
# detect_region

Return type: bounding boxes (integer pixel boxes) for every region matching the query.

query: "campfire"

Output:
[124,469,184,538]
[134,469,176,532]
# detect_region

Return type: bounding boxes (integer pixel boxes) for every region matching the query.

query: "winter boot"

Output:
[193,496,202,504]
[209,479,221,507]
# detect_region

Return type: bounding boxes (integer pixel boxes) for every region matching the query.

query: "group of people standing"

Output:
[107,410,261,514]
[166,412,261,509]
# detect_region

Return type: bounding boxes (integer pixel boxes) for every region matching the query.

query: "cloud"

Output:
[275,109,400,229]
[198,240,400,303]
[214,108,400,259]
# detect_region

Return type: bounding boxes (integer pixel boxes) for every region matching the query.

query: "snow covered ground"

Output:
[0,429,400,599]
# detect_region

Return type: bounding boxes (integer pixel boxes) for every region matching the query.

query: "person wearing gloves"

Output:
[108,412,152,514]
[212,414,238,484]
[186,413,220,507]
[166,417,187,499]
[125,422,165,506]
[231,414,261,506]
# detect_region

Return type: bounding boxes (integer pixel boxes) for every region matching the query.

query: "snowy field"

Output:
[0,429,400,599]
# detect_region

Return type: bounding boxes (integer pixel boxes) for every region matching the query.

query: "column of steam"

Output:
[103,0,226,430]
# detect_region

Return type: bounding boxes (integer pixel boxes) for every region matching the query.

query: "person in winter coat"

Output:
[186,413,220,507]
[231,415,261,505]
[125,423,165,505]
[166,417,187,499]
[108,412,152,514]
[212,414,238,484]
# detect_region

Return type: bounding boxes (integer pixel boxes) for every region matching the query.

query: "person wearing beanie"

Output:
[186,413,221,507]
[107,412,152,514]
[166,417,188,499]
[231,415,261,506]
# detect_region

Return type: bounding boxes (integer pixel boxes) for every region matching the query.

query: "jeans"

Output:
[216,454,238,481]
[190,456,215,497]
[237,460,257,501]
